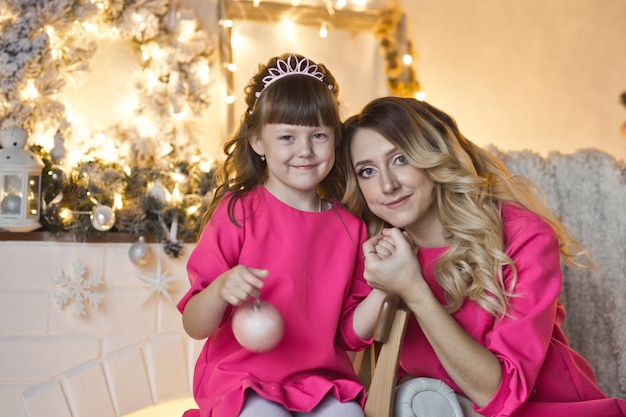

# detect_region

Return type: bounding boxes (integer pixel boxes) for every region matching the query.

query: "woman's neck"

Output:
[405,209,447,248]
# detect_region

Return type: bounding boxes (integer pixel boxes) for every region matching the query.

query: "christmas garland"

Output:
[374,8,421,98]
[0,0,217,255]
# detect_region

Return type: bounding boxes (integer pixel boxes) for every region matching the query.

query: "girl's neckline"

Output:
[262,184,326,213]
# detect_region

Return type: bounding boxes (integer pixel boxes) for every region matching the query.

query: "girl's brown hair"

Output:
[201,53,344,229]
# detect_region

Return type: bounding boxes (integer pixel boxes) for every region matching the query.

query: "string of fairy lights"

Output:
[0,0,423,256]
[218,0,423,118]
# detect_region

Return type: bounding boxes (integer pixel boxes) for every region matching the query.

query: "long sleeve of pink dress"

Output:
[177,186,371,417]
[399,203,626,417]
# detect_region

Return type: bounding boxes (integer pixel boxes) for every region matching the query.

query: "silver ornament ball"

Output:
[129,236,153,266]
[91,205,116,231]
[1,194,21,214]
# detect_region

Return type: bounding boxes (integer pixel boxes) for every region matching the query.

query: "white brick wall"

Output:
[0,240,201,417]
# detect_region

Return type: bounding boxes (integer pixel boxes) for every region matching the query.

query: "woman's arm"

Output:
[362,228,502,407]
[407,283,502,407]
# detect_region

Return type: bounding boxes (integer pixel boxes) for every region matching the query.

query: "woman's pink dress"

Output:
[400,203,626,417]
[177,185,371,417]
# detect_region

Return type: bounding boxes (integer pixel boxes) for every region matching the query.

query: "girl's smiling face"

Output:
[250,123,335,207]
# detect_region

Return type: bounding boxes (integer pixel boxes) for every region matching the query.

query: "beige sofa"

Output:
[491,147,626,400]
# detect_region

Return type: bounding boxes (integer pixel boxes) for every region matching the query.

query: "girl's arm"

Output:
[352,287,387,339]
[182,266,268,340]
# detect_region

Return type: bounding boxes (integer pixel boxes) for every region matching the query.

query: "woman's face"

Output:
[349,128,443,245]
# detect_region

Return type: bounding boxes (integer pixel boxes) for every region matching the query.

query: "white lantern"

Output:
[0,126,44,232]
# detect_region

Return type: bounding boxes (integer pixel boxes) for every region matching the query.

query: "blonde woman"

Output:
[341,96,626,417]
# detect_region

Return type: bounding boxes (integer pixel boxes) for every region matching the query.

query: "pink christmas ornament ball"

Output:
[232,300,284,353]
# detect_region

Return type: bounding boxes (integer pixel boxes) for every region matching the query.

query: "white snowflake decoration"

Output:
[136,257,179,303]
[55,260,104,316]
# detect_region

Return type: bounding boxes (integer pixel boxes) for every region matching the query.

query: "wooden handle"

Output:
[373,295,403,342]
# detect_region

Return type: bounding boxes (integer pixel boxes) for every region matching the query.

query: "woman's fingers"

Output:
[375,239,394,258]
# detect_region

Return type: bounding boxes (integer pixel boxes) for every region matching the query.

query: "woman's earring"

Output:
[261,155,266,161]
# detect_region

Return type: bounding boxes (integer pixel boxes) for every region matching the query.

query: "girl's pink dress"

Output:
[177,185,371,417]
[400,203,626,417]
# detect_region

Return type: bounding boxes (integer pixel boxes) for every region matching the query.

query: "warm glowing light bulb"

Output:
[171,183,182,204]
[219,19,234,28]
[230,33,243,49]
[136,115,157,137]
[199,160,213,172]
[224,63,237,72]
[319,22,328,38]
[403,54,413,65]
[20,80,39,101]
[59,208,73,222]
[178,20,196,41]
[114,193,123,210]
[415,91,426,101]
[282,20,296,36]
[172,170,186,184]
[225,95,236,104]
[198,62,210,84]
[145,70,159,90]
[187,205,199,215]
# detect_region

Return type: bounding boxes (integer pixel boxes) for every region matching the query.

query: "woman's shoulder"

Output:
[501,202,557,245]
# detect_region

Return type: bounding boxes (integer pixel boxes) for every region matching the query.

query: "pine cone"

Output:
[163,239,184,258]
[115,206,147,234]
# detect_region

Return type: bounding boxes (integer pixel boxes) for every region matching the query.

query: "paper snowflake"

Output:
[55,260,104,316]
[136,257,179,303]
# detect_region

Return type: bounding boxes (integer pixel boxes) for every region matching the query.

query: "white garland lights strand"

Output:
[0,0,214,164]
[0,0,217,251]
[0,0,422,251]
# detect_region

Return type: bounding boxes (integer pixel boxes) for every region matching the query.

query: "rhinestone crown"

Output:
[255,53,330,98]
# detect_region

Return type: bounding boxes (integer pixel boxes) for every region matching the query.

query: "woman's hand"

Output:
[362,228,425,298]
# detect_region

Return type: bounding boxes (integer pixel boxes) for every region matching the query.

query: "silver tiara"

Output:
[254,53,333,99]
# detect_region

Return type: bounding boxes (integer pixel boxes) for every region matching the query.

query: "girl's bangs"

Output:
[261,76,338,127]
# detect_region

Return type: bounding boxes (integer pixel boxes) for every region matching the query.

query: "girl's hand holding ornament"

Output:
[220,266,284,353]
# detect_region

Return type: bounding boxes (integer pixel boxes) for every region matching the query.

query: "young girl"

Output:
[177,53,384,417]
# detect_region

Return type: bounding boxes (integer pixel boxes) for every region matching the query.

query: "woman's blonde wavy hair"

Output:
[201,53,344,230]
[341,96,594,317]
